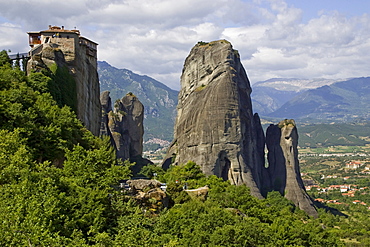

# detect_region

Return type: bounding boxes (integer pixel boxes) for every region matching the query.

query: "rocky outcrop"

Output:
[265,119,317,217]
[163,40,317,216]
[125,179,169,213]
[163,40,265,198]
[184,186,209,201]
[127,179,162,191]
[27,43,101,136]
[100,91,144,161]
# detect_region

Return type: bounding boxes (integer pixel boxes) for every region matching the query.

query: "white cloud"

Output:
[0,22,28,53]
[0,0,369,90]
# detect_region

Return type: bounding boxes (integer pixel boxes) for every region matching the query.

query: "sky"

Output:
[0,0,369,90]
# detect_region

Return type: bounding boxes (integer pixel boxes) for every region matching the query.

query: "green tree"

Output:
[0,50,11,66]
[163,161,205,184]
[0,58,133,245]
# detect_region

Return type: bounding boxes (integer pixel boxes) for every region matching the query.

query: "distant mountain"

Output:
[251,78,341,115]
[267,77,370,121]
[253,78,340,92]
[251,87,298,115]
[97,63,370,145]
[98,61,178,142]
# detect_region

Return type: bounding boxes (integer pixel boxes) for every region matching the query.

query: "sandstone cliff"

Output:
[27,43,101,136]
[265,119,317,217]
[164,40,265,198]
[100,91,144,161]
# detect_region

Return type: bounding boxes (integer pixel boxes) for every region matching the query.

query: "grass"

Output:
[197,40,231,47]
[194,84,207,92]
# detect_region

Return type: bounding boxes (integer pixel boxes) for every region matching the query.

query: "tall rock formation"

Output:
[164,40,265,198]
[100,91,144,161]
[27,26,100,135]
[164,40,317,216]
[98,61,178,142]
[265,119,317,217]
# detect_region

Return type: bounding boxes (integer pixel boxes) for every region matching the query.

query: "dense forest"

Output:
[0,50,365,246]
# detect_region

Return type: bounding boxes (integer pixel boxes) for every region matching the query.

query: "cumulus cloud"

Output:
[0,0,369,89]
[226,2,370,84]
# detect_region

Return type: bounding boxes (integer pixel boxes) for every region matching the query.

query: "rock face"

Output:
[164,40,265,198]
[184,186,209,201]
[73,44,101,136]
[100,91,116,149]
[100,91,144,161]
[27,43,101,136]
[265,120,317,217]
[164,40,317,216]
[125,179,169,213]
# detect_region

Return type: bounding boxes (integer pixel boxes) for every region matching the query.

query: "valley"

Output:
[299,146,370,244]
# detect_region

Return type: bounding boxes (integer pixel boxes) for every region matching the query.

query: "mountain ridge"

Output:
[267,77,370,121]
[251,78,344,115]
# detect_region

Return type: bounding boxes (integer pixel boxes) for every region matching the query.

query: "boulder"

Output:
[184,186,209,201]
[126,179,169,212]
[127,179,162,191]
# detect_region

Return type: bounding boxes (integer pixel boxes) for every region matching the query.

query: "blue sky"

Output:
[286,0,370,20]
[0,0,369,90]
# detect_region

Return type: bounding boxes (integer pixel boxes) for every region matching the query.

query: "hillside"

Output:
[98,61,178,142]
[297,122,370,148]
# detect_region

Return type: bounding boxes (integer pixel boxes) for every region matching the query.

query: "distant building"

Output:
[314,198,326,203]
[342,192,355,197]
[346,161,363,169]
[28,25,97,59]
